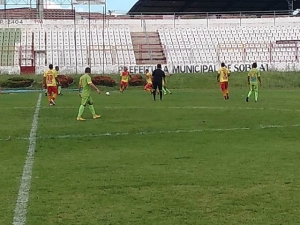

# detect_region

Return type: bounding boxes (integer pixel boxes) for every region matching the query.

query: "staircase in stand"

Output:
[131,31,166,65]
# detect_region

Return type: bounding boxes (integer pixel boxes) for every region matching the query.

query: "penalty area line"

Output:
[12,93,42,225]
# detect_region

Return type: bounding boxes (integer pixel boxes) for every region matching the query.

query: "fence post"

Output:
[240,12,242,26]
[173,13,176,28]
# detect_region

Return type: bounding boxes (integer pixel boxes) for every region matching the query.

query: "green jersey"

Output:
[248,68,260,84]
[79,74,92,96]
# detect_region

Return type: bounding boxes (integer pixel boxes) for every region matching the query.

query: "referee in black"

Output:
[151,64,166,101]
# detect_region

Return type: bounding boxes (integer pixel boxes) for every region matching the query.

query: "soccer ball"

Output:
[105,91,110,96]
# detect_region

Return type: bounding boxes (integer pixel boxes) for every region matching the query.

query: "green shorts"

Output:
[249,83,258,92]
[81,95,93,106]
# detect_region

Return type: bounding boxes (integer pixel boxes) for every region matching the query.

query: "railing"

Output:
[0,9,295,20]
[142,18,153,61]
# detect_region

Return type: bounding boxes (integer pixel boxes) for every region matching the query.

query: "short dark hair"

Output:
[55,66,59,71]
[252,62,257,68]
[49,64,53,69]
[145,69,149,72]
[221,62,225,67]
[85,67,91,73]
[157,64,162,69]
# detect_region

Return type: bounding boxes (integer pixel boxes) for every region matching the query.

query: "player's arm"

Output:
[217,69,221,82]
[247,75,250,84]
[43,72,47,88]
[89,82,100,94]
[55,73,60,86]
[227,69,230,77]
[217,73,220,82]
[78,80,82,97]
[258,73,262,86]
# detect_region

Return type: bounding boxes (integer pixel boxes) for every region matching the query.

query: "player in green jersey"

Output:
[246,63,261,103]
[77,67,101,121]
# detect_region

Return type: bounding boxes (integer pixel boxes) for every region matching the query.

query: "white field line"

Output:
[1,123,300,142]
[11,105,300,112]
[12,93,42,225]
[35,124,300,140]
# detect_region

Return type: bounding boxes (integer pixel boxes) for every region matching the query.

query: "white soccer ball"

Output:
[105,91,110,96]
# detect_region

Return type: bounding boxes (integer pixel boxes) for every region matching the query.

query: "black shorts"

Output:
[152,81,162,91]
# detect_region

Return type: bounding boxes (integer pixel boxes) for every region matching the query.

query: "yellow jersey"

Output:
[120,71,130,83]
[218,67,230,83]
[146,72,152,84]
[44,69,58,87]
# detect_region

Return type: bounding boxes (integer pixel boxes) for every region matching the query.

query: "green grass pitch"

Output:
[1,72,300,224]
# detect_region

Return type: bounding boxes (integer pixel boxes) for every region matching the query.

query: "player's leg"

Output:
[144,84,148,91]
[50,86,58,105]
[145,83,151,93]
[77,96,88,121]
[47,87,53,105]
[158,82,163,100]
[149,84,153,93]
[254,84,259,102]
[152,82,157,100]
[58,85,63,95]
[165,86,172,94]
[44,88,47,96]
[119,82,123,92]
[123,82,128,91]
[87,96,101,119]
[162,86,167,95]
[220,82,226,100]
[225,82,229,99]
[246,84,253,102]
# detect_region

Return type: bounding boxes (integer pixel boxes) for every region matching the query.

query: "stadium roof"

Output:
[128,0,300,14]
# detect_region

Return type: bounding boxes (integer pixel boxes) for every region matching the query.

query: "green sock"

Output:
[77,105,85,118]
[89,105,96,115]
[247,91,252,97]
[162,86,167,94]
[166,88,171,94]
[58,86,62,94]
[255,91,258,102]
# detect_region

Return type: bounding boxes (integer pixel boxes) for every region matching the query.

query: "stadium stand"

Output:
[159,26,300,65]
[0,28,21,66]
[0,26,137,69]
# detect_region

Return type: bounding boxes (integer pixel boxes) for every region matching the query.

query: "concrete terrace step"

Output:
[131,31,166,65]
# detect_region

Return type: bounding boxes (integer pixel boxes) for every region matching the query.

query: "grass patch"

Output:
[1,73,300,224]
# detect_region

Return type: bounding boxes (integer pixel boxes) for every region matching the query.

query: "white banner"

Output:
[119,63,269,74]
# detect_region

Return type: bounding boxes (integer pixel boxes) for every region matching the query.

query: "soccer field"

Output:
[1,74,300,224]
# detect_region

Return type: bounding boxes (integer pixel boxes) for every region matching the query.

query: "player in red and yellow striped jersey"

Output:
[43,64,59,106]
[217,62,230,100]
[144,69,153,93]
[120,66,131,93]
